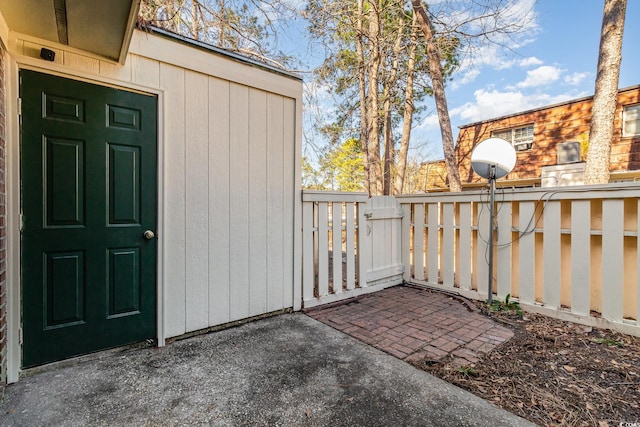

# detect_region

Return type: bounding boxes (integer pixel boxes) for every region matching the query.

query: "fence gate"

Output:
[301,193,403,308]
[362,196,404,286]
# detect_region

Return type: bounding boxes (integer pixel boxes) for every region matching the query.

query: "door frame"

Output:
[6,58,166,382]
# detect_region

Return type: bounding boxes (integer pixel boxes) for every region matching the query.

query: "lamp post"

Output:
[487,165,496,305]
[470,138,516,304]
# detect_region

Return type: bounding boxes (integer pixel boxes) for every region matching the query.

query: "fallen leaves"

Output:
[413,309,640,427]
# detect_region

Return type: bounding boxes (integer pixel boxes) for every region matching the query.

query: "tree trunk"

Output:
[584,0,626,185]
[367,1,383,195]
[356,0,371,194]
[412,0,462,192]
[394,15,418,195]
[382,18,404,195]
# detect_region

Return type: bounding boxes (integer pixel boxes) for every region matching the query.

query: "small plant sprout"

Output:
[488,294,523,316]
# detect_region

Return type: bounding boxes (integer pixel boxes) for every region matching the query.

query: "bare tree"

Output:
[411,0,461,192]
[139,0,296,70]
[584,0,627,184]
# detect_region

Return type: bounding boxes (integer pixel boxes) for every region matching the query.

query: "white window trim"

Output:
[491,125,534,150]
[622,104,640,137]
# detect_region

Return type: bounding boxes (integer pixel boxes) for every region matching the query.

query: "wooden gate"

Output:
[301,193,403,308]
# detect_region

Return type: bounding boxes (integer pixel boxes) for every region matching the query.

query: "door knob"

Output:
[143,230,155,240]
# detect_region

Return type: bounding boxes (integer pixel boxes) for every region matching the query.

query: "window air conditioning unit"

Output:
[557,141,581,164]
[514,142,532,151]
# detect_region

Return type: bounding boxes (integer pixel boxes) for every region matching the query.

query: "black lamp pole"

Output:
[487,165,496,305]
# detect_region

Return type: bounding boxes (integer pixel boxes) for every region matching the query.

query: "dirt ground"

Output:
[411,303,640,427]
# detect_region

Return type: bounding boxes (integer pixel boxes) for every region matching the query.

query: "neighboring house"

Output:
[454,85,640,187]
[0,1,303,385]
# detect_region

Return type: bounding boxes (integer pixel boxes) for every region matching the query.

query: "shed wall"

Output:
[6,30,301,346]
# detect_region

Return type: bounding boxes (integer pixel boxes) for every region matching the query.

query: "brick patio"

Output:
[305,285,513,367]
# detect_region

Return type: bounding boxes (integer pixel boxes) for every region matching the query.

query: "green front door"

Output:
[20,70,158,367]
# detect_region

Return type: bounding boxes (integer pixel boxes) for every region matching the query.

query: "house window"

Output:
[491,125,534,151]
[623,104,640,137]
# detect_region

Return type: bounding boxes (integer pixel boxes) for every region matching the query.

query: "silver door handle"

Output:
[143,230,155,240]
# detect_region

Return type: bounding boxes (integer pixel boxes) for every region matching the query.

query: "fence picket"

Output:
[497,201,512,299]
[476,200,490,297]
[302,186,640,337]
[302,202,314,302]
[345,203,356,291]
[401,203,412,282]
[442,203,455,288]
[358,200,369,287]
[543,201,561,309]
[458,203,472,290]
[518,201,535,305]
[317,203,329,297]
[571,200,591,316]
[427,203,439,284]
[637,199,640,326]
[414,204,425,281]
[602,199,624,323]
[332,202,343,294]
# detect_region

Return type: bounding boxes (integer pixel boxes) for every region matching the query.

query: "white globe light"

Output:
[470,137,517,179]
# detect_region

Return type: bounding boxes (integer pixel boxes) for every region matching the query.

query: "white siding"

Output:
[9,30,301,340]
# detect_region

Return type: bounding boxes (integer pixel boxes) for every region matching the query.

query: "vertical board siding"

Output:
[228,83,251,321]
[602,200,624,322]
[571,200,591,316]
[282,98,296,307]
[9,35,301,361]
[266,94,285,312]
[160,63,187,338]
[208,77,231,326]
[249,89,268,317]
[185,71,210,332]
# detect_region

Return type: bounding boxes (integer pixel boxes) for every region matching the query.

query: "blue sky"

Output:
[422,0,640,159]
[286,0,640,161]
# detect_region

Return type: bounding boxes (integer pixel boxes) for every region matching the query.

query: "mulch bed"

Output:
[410,304,640,427]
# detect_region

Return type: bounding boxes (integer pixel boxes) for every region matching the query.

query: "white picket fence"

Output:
[397,183,640,337]
[301,184,640,337]
[301,191,403,308]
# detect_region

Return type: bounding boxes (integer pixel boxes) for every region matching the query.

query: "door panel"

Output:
[21,70,158,367]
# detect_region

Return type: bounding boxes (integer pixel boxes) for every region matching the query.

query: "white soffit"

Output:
[0,0,140,63]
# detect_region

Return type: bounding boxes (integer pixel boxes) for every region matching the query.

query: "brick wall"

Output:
[0,42,6,390]
[455,86,640,183]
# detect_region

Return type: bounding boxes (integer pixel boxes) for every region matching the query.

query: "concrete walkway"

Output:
[306,285,513,367]
[0,312,532,426]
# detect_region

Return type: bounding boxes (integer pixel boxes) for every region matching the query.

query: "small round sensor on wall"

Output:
[40,48,56,62]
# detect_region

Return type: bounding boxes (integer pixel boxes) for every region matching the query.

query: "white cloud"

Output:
[451,88,579,123]
[417,114,441,131]
[519,56,543,67]
[452,69,481,89]
[516,65,562,88]
[564,72,590,86]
